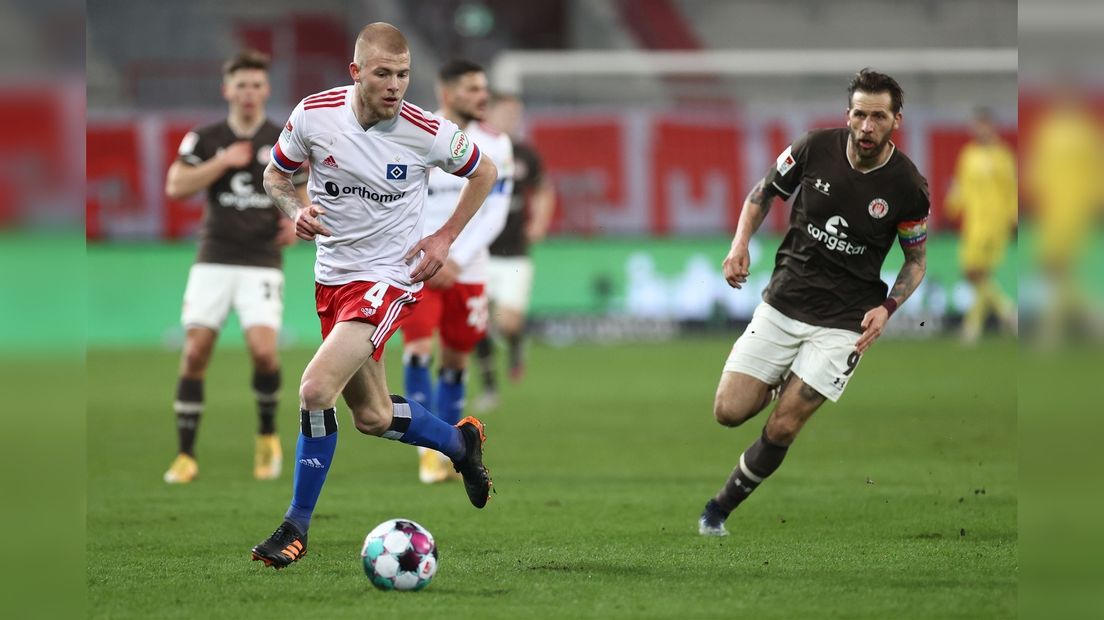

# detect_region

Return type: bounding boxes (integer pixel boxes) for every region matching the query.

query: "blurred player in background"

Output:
[401,60,514,484]
[944,107,1018,344]
[1027,89,1104,345]
[474,93,556,411]
[162,51,305,485]
[250,23,497,569]
[699,69,929,536]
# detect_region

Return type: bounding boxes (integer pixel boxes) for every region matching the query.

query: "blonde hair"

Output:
[353,22,409,66]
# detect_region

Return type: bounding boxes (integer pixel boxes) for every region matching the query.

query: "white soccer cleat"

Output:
[698,499,730,536]
[698,516,730,537]
[473,391,500,413]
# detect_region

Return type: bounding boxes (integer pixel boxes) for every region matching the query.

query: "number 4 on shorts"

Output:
[362,282,389,309]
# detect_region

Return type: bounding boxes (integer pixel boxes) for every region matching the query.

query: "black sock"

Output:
[174,377,204,456]
[713,429,790,516]
[253,369,280,435]
[507,331,524,369]
[475,336,496,391]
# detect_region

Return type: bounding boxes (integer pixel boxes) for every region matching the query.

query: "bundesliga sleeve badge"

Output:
[776,145,795,175]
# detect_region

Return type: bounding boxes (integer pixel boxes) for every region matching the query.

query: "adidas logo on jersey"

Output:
[322,155,339,169]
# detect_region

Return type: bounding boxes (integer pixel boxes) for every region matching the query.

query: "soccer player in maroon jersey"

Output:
[162,51,305,485]
[699,69,930,536]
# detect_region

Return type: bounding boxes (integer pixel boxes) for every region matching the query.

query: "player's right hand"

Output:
[219,140,254,169]
[294,205,332,240]
[722,245,751,289]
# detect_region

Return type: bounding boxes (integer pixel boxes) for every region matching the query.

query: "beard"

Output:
[374,103,399,119]
[456,101,486,125]
[850,130,891,159]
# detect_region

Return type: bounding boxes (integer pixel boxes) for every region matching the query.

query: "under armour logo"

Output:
[814,178,831,195]
[833,377,845,387]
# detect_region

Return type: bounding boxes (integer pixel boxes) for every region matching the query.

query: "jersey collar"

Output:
[344,89,400,132]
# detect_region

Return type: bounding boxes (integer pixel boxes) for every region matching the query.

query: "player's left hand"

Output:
[406,231,452,283]
[276,217,297,247]
[427,259,460,289]
[856,305,890,353]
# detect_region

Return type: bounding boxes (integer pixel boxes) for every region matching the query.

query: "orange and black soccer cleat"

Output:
[251,521,308,569]
[452,416,493,508]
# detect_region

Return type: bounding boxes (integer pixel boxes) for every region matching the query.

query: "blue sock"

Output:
[284,408,338,533]
[403,353,433,410]
[435,367,466,426]
[384,395,465,461]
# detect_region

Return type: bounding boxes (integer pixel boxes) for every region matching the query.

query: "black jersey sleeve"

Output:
[176,126,210,166]
[762,131,812,198]
[901,170,932,222]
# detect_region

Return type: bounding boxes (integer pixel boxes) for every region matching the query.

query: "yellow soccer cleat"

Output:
[440,451,462,481]
[418,447,450,484]
[163,453,198,484]
[254,434,283,480]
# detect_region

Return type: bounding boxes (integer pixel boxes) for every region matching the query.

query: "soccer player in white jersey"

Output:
[401,59,514,484]
[250,23,498,570]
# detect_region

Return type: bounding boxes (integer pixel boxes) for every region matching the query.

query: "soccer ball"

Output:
[360,518,438,591]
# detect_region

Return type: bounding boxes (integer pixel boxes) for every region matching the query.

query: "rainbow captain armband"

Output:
[896,218,928,247]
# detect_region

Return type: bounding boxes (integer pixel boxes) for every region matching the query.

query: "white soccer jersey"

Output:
[425,121,513,283]
[271,86,483,291]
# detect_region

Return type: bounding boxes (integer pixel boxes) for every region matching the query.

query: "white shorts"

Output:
[486,256,534,313]
[181,263,284,331]
[723,302,862,402]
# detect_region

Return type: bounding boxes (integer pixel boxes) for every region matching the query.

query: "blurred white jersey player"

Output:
[400,59,514,484]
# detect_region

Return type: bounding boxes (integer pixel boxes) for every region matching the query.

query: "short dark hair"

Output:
[847,68,904,114]
[438,59,484,84]
[223,50,270,77]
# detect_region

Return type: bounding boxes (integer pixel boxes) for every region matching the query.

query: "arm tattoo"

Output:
[746,178,775,212]
[263,164,302,220]
[888,241,927,305]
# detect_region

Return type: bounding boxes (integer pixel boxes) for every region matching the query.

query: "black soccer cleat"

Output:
[251,520,308,569]
[452,416,493,508]
[698,499,730,537]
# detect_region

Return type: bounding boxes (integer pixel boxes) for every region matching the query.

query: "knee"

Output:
[404,338,433,358]
[713,398,749,428]
[499,310,523,334]
[299,377,336,411]
[251,351,279,375]
[181,344,212,377]
[765,417,800,446]
[351,405,391,436]
[439,347,468,370]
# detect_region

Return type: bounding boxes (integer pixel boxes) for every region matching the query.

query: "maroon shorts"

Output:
[401,282,488,353]
[315,280,420,361]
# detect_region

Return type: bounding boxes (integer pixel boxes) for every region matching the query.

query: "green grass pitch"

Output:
[88,337,1016,619]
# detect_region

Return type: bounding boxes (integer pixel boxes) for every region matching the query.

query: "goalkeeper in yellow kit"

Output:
[945,109,1018,344]
[1026,93,1104,344]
